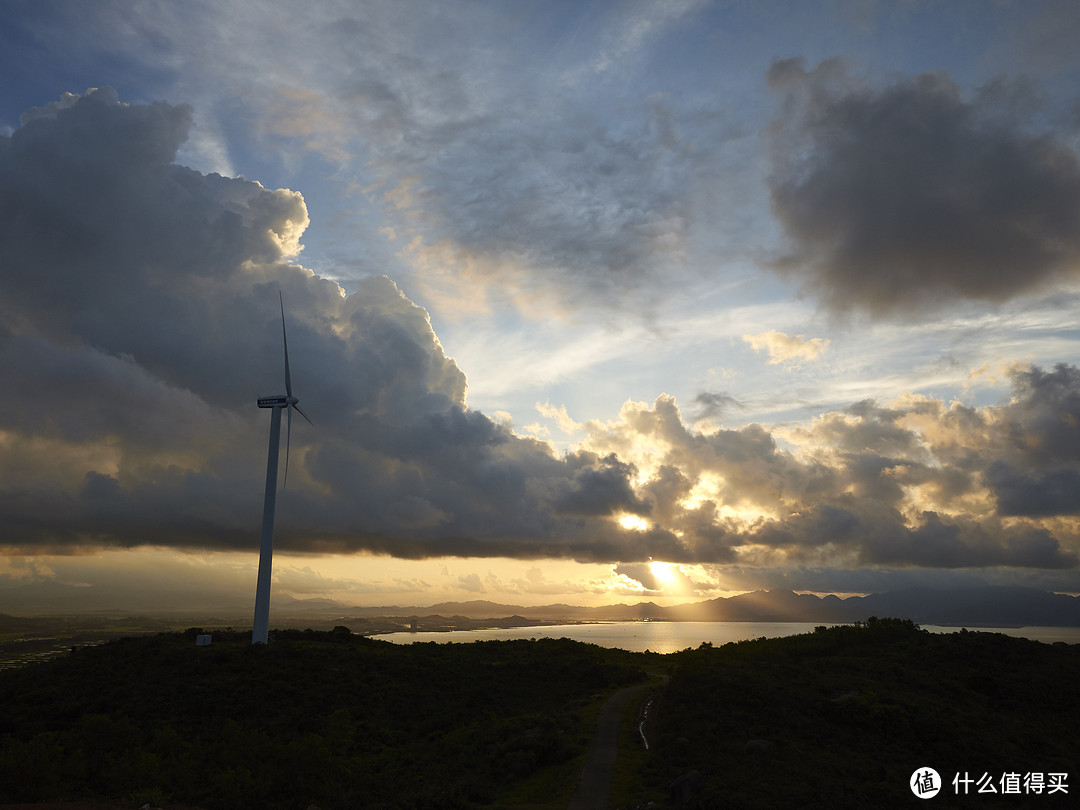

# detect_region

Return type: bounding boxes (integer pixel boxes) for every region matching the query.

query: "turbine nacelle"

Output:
[257,394,304,409]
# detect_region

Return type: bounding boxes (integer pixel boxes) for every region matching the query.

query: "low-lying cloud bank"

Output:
[1,90,1078,590]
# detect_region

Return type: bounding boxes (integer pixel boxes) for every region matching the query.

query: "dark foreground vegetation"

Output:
[0,620,1078,809]
[0,628,648,809]
[641,618,1080,809]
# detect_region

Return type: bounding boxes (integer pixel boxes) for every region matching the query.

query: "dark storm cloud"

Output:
[553,453,647,517]
[0,89,689,562]
[980,363,1080,517]
[995,363,1080,465]
[984,463,1080,517]
[720,564,1080,595]
[0,88,323,412]
[744,501,1076,570]
[860,512,1076,570]
[766,59,1080,316]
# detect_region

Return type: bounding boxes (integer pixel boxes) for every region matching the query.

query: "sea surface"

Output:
[379,621,1080,654]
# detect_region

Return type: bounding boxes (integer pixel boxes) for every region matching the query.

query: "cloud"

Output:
[984,463,1080,518]
[3,2,750,323]
[455,572,486,594]
[2,89,1078,586]
[765,59,1080,316]
[976,363,1080,517]
[510,566,592,597]
[299,5,724,316]
[553,453,650,518]
[714,563,1080,595]
[536,402,584,434]
[271,565,379,596]
[0,550,257,613]
[1007,0,1080,76]
[693,391,743,422]
[398,94,704,313]
[588,0,708,75]
[613,562,663,593]
[743,330,829,366]
[581,377,1080,572]
[264,86,349,162]
[0,90,685,565]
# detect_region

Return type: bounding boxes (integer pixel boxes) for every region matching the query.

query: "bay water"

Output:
[379,621,1080,654]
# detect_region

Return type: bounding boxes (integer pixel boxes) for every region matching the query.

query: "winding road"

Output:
[567,675,667,810]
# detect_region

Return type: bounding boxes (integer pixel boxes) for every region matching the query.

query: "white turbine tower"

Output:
[252,292,311,645]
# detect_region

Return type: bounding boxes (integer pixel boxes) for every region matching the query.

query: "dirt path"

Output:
[567,675,665,810]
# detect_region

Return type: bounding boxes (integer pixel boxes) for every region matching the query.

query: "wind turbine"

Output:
[252,291,312,645]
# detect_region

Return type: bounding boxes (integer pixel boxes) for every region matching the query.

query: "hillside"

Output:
[1,622,1078,809]
[642,619,1080,808]
[0,629,650,810]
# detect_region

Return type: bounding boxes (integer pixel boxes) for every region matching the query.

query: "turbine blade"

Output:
[294,402,313,426]
[283,404,292,487]
[280,291,292,397]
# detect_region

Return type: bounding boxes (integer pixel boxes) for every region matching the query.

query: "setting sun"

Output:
[618,514,650,532]
[649,560,678,589]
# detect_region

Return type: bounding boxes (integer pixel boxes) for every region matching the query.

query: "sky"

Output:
[4,0,1080,615]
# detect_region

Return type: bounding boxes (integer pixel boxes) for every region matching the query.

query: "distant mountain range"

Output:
[302,586,1080,628]
[5,586,1078,629]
